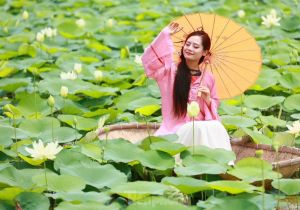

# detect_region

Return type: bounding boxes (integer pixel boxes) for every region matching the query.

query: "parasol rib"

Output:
[214,61,245,93]
[213,26,244,52]
[211,14,216,44]
[198,13,204,30]
[218,54,261,63]
[211,62,232,98]
[184,15,195,31]
[215,37,254,51]
[216,55,260,74]
[211,19,230,51]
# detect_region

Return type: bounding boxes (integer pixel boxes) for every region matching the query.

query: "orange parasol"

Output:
[170,13,262,99]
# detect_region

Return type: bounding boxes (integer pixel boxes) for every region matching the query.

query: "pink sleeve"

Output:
[209,78,220,120]
[203,74,220,120]
[141,27,174,80]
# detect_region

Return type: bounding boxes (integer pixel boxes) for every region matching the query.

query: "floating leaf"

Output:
[244,95,285,109]
[227,157,281,182]
[271,179,300,195]
[15,192,50,210]
[161,177,210,194]
[110,181,171,201]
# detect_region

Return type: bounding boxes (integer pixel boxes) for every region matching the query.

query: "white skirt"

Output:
[176,120,232,152]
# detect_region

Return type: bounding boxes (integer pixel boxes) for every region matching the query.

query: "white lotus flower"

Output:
[237,10,245,18]
[94,70,103,81]
[74,63,82,74]
[22,10,29,20]
[134,55,142,65]
[60,71,78,80]
[261,10,281,28]
[187,101,200,118]
[25,140,63,161]
[107,18,115,27]
[287,120,300,137]
[36,32,44,42]
[76,18,86,28]
[60,86,68,98]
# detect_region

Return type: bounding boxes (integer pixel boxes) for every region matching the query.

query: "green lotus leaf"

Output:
[161,177,210,194]
[244,95,285,109]
[242,128,272,144]
[39,127,82,143]
[150,141,187,156]
[259,115,286,127]
[15,192,50,210]
[113,89,151,111]
[55,201,117,210]
[101,35,135,48]
[110,181,171,201]
[284,94,300,111]
[59,162,127,189]
[0,78,30,92]
[135,104,161,117]
[221,115,257,129]
[181,145,236,165]
[281,15,300,31]
[57,21,85,38]
[47,191,110,203]
[227,157,281,182]
[174,162,227,176]
[127,196,197,210]
[80,143,103,162]
[19,117,60,138]
[272,132,295,147]
[0,125,30,147]
[33,173,86,192]
[278,72,300,90]
[0,166,44,189]
[57,115,97,131]
[15,92,51,118]
[208,180,262,194]
[0,187,24,201]
[271,179,300,195]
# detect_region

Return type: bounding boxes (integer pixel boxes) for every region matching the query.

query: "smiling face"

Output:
[183,35,207,63]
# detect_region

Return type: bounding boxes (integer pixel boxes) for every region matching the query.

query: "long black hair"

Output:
[172,30,211,118]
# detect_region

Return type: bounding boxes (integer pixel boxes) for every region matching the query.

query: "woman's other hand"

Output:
[197,85,211,105]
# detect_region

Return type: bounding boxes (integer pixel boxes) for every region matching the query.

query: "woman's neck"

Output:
[186,60,200,71]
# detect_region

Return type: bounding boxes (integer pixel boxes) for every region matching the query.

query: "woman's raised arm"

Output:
[141,23,178,81]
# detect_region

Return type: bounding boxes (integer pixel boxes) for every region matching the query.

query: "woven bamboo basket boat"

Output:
[98,122,300,178]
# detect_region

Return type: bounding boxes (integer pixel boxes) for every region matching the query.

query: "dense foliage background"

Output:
[0,0,300,209]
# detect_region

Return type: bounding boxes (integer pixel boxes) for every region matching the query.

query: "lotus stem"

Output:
[276,151,280,209]
[44,161,48,189]
[261,159,265,210]
[33,74,38,119]
[192,117,195,155]
[51,107,54,142]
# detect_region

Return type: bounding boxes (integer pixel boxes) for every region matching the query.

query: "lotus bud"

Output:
[74,63,82,74]
[94,70,103,81]
[237,10,245,18]
[107,18,115,27]
[76,18,86,28]
[187,101,200,118]
[36,32,44,42]
[22,10,29,20]
[255,149,264,159]
[272,141,280,152]
[60,86,68,98]
[47,95,55,107]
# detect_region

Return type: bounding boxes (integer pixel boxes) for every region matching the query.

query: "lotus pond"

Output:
[0,0,300,209]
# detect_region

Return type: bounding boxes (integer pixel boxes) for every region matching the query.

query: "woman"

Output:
[141,22,232,152]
